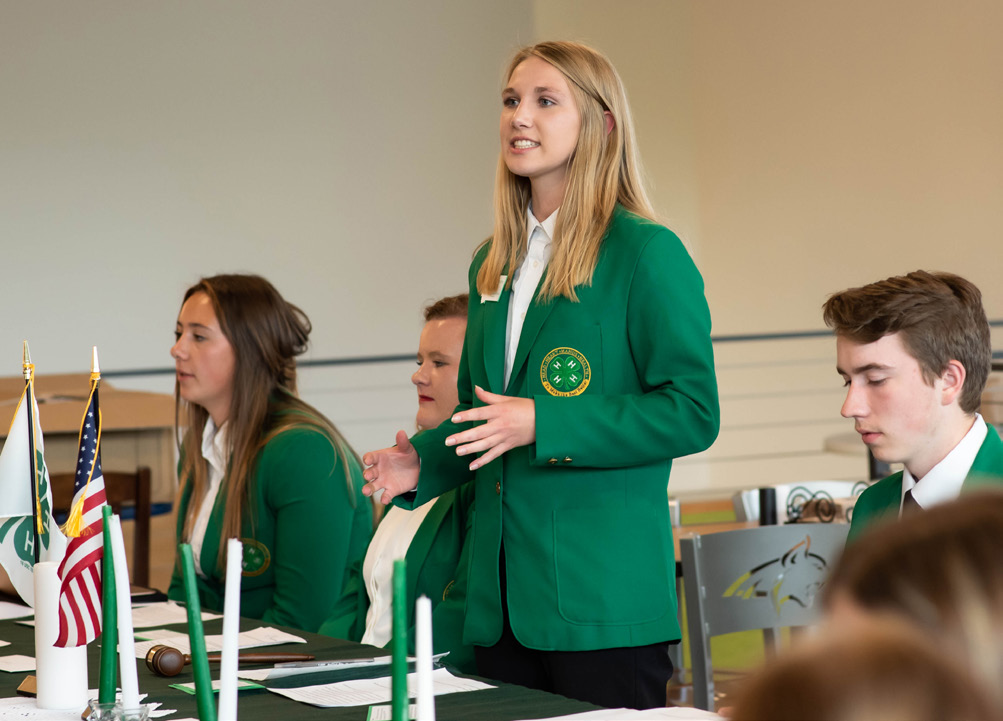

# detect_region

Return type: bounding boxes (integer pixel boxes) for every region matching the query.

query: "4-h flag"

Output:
[0,380,67,607]
[55,380,107,647]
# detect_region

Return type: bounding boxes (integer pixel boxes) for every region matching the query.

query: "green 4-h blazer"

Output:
[848,424,1003,541]
[399,206,720,652]
[318,482,476,674]
[167,426,373,633]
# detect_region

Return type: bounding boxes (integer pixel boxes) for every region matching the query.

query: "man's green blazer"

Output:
[849,423,1003,541]
[400,206,720,652]
[318,483,476,673]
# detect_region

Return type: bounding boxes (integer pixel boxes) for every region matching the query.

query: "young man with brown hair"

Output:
[823,270,1001,539]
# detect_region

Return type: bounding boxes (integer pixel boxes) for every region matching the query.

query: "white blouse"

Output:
[360,500,435,647]
[190,419,228,578]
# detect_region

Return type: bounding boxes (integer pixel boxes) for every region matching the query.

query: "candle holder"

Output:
[117,703,152,721]
[85,699,120,721]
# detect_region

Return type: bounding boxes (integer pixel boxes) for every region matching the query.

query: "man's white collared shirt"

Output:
[901,413,988,512]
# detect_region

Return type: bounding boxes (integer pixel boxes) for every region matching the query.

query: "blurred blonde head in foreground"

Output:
[730,617,996,721]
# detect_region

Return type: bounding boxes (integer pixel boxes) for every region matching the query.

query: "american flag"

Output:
[54,383,107,647]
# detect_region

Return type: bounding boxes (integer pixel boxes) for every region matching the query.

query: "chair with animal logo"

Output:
[679,523,849,711]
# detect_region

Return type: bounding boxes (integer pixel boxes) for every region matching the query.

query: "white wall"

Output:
[1,1,532,373]
[5,1,1003,495]
[535,0,1003,495]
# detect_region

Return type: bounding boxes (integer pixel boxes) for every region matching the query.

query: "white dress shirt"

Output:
[901,413,988,512]
[191,419,228,578]
[360,500,435,647]
[504,206,557,387]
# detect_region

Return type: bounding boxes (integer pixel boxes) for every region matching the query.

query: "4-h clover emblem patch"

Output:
[540,347,591,397]
[241,538,271,577]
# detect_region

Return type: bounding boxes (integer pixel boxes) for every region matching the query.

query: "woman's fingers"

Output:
[444,394,535,469]
[361,431,420,504]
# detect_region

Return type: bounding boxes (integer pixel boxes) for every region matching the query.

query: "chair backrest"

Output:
[679,523,849,711]
[732,480,870,524]
[49,467,153,588]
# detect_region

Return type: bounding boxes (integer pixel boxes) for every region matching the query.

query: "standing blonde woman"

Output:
[167,274,372,633]
[362,42,719,708]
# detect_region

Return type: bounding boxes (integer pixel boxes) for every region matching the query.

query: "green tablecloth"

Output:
[0,612,598,721]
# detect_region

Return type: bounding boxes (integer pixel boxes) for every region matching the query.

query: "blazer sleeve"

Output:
[425,482,476,674]
[317,556,368,641]
[533,227,720,467]
[259,428,366,632]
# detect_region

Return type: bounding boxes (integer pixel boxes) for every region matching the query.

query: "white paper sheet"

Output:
[0,601,33,620]
[0,693,179,720]
[368,703,417,720]
[269,667,493,708]
[0,654,36,672]
[132,626,305,658]
[238,655,392,681]
[129,601,222,628]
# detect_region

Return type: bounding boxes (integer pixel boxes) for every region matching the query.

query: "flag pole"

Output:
[22,341,39,564]
[64,347,102,538]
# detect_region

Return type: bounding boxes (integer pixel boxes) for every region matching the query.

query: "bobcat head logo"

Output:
[723,535,828,614]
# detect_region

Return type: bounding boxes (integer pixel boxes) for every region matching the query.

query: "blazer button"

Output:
[495,481,501,495]
[548,458,559,464]
[563,457,573,463]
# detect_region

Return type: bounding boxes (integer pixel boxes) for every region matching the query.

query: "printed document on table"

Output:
[133,626,305,658]
[368,703,417,720]
[238,656,392,681]
[130,601,222,628]
[269,667,493,708]
[238,652,447,681]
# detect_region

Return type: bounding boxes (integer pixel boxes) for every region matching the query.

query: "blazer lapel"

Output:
[505,273,555,395]
[481,277,510,394]
[403,497,451,623]
[965,424,1003,487]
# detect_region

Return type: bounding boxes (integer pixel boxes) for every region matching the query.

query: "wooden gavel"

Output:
[144,644,315,677]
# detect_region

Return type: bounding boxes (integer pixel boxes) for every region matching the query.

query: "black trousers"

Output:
[474,552,674,710]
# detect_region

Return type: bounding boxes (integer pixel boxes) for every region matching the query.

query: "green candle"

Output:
[98,505,118,705]
[391,559,408,721]
[180,543,217,721]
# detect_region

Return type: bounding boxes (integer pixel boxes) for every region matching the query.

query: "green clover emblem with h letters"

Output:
[241,538,271,577]
[540,347,591,397]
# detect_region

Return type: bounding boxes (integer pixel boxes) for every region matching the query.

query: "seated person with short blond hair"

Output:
[320,295,475,673]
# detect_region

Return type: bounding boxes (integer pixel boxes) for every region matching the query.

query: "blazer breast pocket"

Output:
[529,324,603,398]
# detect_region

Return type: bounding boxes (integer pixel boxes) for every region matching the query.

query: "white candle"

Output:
[33,562,88,710]
[415,595,435,721]
[218,538,243,721]
[107,514,140,711]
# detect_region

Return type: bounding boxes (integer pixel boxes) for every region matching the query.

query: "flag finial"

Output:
[91,346,101,381]
[22,340,32,381]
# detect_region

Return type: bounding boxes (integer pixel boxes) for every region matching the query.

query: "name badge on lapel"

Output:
[481,275,507,303]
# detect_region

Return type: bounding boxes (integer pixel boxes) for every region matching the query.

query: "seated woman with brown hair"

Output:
[166,274,372,633]
[319,295,475,673]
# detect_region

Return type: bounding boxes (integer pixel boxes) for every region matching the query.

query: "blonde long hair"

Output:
[175,274,360,565]
[477,41,655,302]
